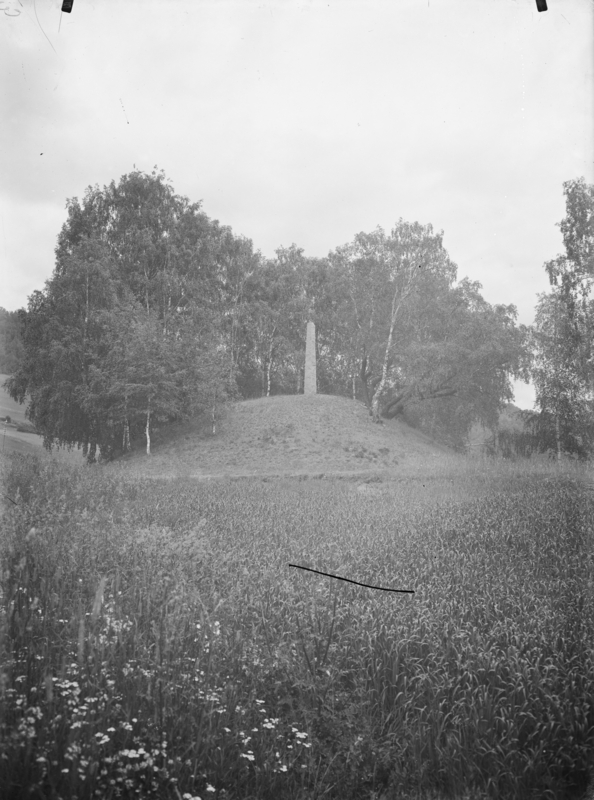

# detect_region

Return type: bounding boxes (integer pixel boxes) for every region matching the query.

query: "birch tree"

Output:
[531,177,594,459]
[330,221,457,421]
[531,290,593,459]
[6,168,239,461]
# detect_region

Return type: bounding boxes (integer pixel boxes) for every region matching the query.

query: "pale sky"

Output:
[1,0,593,409]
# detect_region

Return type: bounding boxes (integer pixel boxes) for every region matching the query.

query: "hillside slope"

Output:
[0,374,28,426]
[119,393,455,479]
[0,373,42,456]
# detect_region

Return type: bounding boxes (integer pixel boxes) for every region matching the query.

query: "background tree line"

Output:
[529,178,594,460]
[4,168,592,461]
[0,308,25,374]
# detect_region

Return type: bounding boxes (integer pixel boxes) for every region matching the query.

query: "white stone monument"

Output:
[304,321,317,394]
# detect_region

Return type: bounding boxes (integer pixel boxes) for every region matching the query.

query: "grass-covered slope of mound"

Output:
[120,393,455,479]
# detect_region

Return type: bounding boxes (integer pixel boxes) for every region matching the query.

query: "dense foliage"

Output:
[5,170,252,461]
[5,167,534,459]
[0,308,24,374]
[531,178,594,459]
[1,453,593,799]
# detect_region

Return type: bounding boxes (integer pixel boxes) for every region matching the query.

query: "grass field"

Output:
[1,445,593,800]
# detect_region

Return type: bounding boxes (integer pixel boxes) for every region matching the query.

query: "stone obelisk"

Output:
[304,321,317,394]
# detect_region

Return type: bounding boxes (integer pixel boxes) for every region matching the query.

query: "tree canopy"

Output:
[6,169,249,461]
[6,166,537,459]
[312,222,529,445]
[531,177,594,459]
[0,308,24,374]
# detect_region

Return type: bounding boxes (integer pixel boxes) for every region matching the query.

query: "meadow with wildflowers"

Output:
[1,452,593,799]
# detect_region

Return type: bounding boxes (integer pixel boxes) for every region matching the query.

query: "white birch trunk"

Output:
[122,417,130,453]
[370,267,417,422]
[146,402,151,456]
[371,316,396,422]
[266,340,274,397]
[266,360,272,397]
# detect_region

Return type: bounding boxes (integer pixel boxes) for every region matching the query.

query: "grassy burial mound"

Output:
[1,454,593,800]
[121,393,454,479]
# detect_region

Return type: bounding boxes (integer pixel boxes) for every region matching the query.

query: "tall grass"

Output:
[1,453,593,799]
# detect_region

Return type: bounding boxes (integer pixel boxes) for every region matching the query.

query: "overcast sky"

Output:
[1,0,593,409]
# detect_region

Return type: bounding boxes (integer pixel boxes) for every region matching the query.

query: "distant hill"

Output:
[117,393,456,479]
[0,376,82,462]
[0,373,43,456]
[0,374,29,426]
